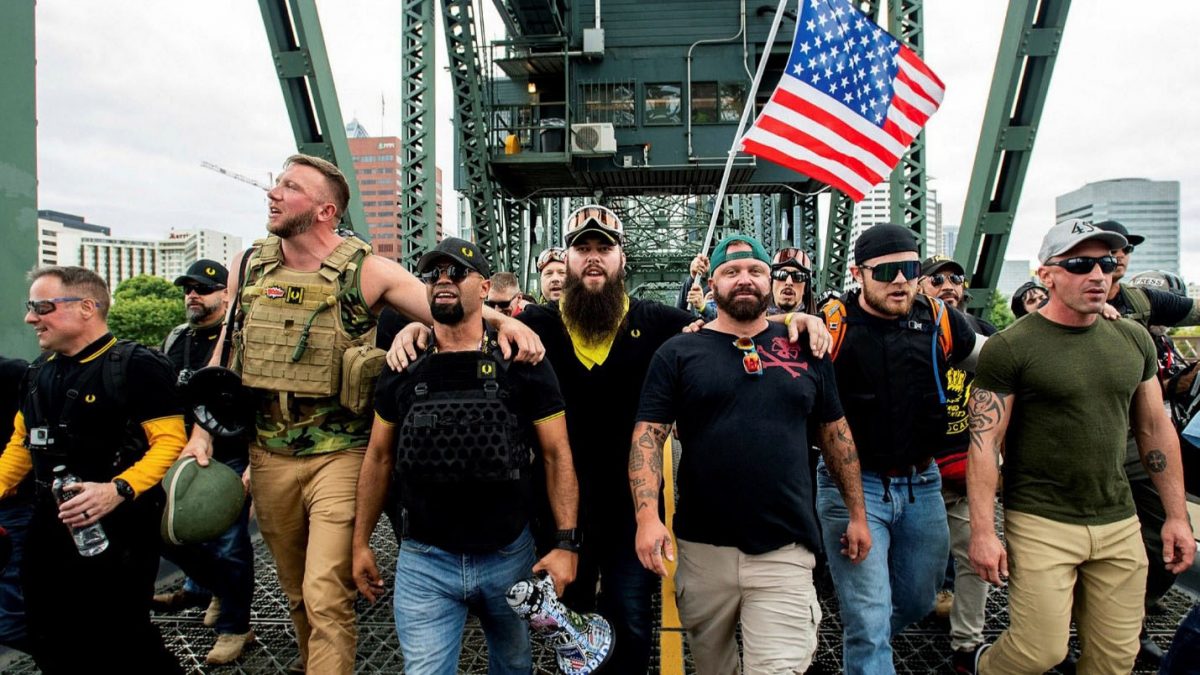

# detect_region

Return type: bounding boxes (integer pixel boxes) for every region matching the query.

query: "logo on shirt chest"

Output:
[761,337,810,379]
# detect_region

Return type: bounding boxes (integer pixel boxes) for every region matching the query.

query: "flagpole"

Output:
[695,0,793,287]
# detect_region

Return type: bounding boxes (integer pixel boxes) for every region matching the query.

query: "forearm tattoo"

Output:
[1145,449,1167,473]
[968,387,1007,463]
[820,419,864,508]
[628,422,671,513]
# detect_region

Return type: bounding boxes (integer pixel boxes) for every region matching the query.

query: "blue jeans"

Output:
[1161,602,1200,675]
[393,527,537,675]
[0,497,33,651]
[163,456,254,634]
[816,459,950,675]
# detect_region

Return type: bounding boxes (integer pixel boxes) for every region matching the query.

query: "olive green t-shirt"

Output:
[972,313,1156,525]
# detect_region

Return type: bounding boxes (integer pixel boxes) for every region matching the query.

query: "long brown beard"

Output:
[562,269,626,343]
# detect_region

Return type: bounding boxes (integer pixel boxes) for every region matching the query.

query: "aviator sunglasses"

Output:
[927,273,965,287]
[859,260,922,283]
[1045,255,1118,275]
[418,264,475,285]
[484,298,514,309]
[732,337,763,377]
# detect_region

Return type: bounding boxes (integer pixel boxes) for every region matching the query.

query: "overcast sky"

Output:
[34,1,1200,281]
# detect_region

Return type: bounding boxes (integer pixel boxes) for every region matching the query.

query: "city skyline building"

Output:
[37,210,241,291]
[346,120,443,263]
[1056,178,1181,278]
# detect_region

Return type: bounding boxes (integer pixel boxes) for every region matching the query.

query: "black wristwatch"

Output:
[113,478,135,502]
[553,528,583,553]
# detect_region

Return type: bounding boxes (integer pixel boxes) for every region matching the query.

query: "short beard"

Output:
[430,299,466,325]
[862,283,914,318]
[562,269,626,342]
[716,284,770,321]
[186,303,222,326]
[268,208,315,238]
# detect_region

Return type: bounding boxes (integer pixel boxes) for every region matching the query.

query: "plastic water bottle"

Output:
[51,465,109,557]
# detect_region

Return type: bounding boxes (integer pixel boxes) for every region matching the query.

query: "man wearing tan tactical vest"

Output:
[180,154,543,674]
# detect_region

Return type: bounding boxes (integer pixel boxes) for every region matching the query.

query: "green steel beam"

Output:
[888,0,930,249]
[0,1,38,358]
[954,0,1071,313]
[820,192,856,293]
[400,0,438,270]
[258,0,367,236]
[441,0,506,269]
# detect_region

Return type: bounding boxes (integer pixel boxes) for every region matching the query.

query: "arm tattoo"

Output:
[1145,449,1167,473]
[967,387,1007,462]
[819,419,864,510]
[629,422,671,513]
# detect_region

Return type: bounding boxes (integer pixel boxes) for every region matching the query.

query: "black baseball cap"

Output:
[416,237,492,278]
[1093,220,1145,247]
[920,256,965,277]
[174,259,228,290]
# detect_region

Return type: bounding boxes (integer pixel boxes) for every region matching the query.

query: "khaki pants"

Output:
[979,511,1147,675]
[944,486,991,651]
[251,447,364,675]
[675,539,821,675]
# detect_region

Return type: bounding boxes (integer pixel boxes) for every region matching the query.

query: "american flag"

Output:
[740,0,944,201]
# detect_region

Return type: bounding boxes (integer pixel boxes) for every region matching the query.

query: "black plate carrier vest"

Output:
[395,348,530,483]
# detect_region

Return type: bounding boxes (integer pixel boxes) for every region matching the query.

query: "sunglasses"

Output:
[771,268,810,283]
[418,264,475,285]
[1121,245,1135,254]
[732,337,763,377]
[1045,255,1118,275]
[25,297,85,316]
[536,247,565,271]
[485,298,514,309]
[927,273,965,287]
[859,260,921,283]
[181,284,224,296]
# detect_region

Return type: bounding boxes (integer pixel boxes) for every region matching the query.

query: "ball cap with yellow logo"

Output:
[416,237,492,278]
[173,259,228,290]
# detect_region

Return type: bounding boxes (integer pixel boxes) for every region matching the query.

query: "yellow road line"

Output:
[659,435,685,674]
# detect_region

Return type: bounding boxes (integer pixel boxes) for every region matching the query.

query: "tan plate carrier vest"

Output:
[233,235,380,414]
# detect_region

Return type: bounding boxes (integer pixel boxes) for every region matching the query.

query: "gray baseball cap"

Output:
[1038,219,1128,264]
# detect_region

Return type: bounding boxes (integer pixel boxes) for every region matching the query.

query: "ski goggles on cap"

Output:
[564,205,624,247]
[1045,255,1118,275]
[859,260,921,283]
[772,247,812,269]
[536,247,565,271]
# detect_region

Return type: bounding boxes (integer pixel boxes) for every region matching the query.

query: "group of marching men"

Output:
[0,153,1197,675]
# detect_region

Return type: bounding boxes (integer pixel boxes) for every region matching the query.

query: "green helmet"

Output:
[161,457,245,545]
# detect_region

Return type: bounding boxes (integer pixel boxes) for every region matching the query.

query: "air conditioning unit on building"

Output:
[570,123,617,154]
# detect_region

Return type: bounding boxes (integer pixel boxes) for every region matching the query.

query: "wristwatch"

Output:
[553,528,583,553]
[113,478,135,502]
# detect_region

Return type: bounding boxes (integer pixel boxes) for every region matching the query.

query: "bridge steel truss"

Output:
[257,0,367,236]
[888,0,932,253]
[954,0,1072,313]
[399,0,439,270]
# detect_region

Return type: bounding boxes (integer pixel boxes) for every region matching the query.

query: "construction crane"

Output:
[200,161,272,192]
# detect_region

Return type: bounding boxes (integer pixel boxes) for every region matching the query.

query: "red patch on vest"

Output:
[264,285,286,299]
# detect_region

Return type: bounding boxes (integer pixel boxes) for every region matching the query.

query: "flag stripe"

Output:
[749,114,886,184]
[899,46,945,97]
[776,77,907,157]
[893,74,938,117]
[888,97,926,135]
[762,87,899,170]
[741,139,867,200]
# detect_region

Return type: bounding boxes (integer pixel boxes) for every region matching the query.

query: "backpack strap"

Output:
[820,298,849,361]
[1121,284,1153,327]
[103,339,141,411]
[219,245,257,368]
[161,323,189,356]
